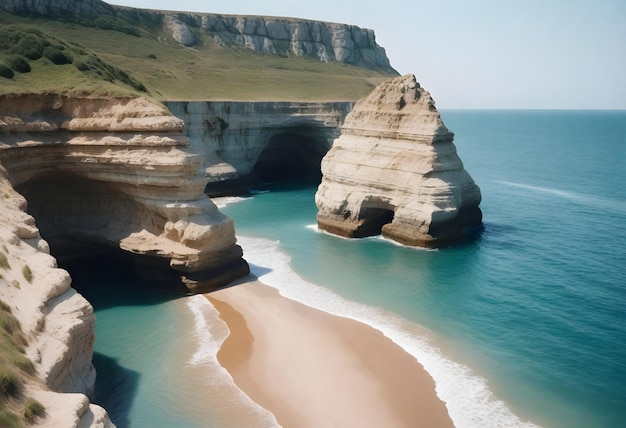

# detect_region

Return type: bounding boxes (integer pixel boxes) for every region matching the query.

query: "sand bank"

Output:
[207,277,453,428]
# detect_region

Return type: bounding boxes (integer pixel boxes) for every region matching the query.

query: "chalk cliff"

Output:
[166,101,353,194]
[315,74,482,248]
[0,166,114,427]
[0,0,396,72]
[0,94,249,293]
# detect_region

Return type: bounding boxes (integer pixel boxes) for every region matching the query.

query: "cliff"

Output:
[0,0,396,73]
[0,166,113,427]
[0,94,249,292]
[315,74,482,248]
[166,101,353,194]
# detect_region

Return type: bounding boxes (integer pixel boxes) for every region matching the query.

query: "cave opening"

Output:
[354,205,396,238]
[15,172,146,266]
[253,130,330,183]
[13,171,175,300]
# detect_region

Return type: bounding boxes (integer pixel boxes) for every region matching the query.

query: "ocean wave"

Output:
[238,235,541,428]
[185,295,279,426]
[497,181,626,213]
[212,196,251,209]
[305,223,438,251]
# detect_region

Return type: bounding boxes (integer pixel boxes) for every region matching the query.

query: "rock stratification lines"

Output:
[315,74,482,248]
[0,94,249,293]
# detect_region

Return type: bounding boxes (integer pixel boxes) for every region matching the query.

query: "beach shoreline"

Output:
[207,276,454,428]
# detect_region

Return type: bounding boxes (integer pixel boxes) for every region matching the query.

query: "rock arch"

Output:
[354,198,396,238]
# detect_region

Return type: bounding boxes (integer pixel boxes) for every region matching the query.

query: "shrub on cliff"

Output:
[6,55,31,73]
[43,47,73,65]
[23,398,46,423]
[0,63,14,79]
[0,365,19,398]
[13,33,44,60]
[0,410,19,428]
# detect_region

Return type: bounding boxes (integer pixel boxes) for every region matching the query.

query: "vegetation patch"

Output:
[23,398,45,423]
[0,300,39,427]
[21,265,32,283]
[0,22,148,94]
[0,10,395,100]
[0,252,10,270]
[6,55,31,73]
[0,63,15,79]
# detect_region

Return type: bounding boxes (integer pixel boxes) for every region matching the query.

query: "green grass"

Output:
[0,252,9,270]
[21,265,31,284]
[23,398,45,424]
[0,11,396,101]
[0,300,38,427]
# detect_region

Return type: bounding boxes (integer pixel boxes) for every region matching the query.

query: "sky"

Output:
[110,0,625,109]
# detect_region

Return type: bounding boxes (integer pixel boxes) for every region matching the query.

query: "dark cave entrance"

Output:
[253,130,330,183]
[354,204,396,238]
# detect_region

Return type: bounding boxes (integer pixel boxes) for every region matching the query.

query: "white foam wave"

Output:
[186,295,279,426]
[212,196,251,209]
[305,223,437,251]
[498,181,626,213]
[238,235,540,428]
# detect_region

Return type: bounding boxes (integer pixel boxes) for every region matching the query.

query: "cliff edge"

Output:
[315,74,482,248]
[0,166,114,427]
[0,94,249,293]
[1,0,396,73]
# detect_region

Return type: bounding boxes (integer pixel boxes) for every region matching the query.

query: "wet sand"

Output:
[207,278,454,428]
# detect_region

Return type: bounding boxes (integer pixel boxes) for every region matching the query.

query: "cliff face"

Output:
[166,101,353,194]
[0,0,396,73]
[0,166,113,427]
[0,94,249,293]
[175,14,394,71]
[315,74,482,248]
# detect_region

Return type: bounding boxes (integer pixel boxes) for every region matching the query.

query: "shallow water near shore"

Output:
[72,110,625,427]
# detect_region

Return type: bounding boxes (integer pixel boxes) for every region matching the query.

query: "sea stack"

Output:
[315,74,482,248]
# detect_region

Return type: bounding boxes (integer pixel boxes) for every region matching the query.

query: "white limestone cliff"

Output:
[0,94,249,293]
[166,101,353,194]
[0,166,114,427]
[0,0,396,72]
[315,74,482,248]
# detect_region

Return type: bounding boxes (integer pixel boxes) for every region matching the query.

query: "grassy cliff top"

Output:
[0,10,396,101]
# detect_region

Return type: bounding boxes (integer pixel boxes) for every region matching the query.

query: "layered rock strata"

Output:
[0,0,396,72]
[0,165,114,427]
[166,101,353,194]
[0,94,249,293]
[315,74,482,248]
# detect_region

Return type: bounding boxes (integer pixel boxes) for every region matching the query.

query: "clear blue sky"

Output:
[111,0,625,109]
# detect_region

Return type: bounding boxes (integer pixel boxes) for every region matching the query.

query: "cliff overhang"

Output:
[0,93,249,293]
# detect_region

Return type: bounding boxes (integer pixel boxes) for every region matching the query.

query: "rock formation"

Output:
[0,0,396,72]
[315,74,482,248]
[166,101,353,194]
[0,94,249,293]
[0,165,114,427]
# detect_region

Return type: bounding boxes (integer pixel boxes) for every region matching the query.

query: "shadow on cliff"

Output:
[91,353,140,428]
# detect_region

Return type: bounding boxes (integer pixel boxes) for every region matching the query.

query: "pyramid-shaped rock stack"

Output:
[315,74,482,248]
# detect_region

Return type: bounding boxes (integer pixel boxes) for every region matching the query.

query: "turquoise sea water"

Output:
[71,110,626,427]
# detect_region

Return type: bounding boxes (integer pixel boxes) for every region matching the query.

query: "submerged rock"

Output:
[315,74,482,248]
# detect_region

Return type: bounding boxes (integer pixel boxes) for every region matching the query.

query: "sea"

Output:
[69,110,626,428]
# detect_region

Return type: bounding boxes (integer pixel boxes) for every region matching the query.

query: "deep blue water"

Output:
[76,110,626,427]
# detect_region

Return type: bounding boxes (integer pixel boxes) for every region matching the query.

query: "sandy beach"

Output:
[207,277,454,428]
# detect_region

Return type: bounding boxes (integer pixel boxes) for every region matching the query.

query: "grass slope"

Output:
[0,11,396,101]
[0,299,45,427]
